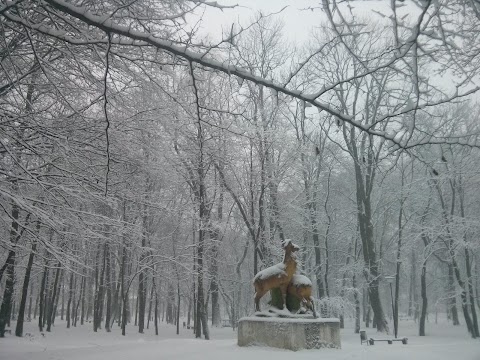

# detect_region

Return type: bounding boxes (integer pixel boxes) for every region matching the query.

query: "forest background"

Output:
[1,0,480,342]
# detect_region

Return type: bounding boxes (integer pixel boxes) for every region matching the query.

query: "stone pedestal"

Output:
[237,316,341,351]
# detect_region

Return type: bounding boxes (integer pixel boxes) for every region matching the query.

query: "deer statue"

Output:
[253,239,299,312]
[287,274,317,318]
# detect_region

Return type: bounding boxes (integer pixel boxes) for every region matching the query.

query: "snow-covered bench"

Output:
[360,330,407,345]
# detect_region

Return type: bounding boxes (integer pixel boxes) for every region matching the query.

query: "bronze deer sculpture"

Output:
[287,274,317,318]
[253,240,299,312]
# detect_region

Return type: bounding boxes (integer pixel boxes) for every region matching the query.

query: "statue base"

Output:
[237,315,341,351]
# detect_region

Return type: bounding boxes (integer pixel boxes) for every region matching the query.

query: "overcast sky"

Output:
[197,0,395,43]
[199,0,317,42]
[192,1,470,95]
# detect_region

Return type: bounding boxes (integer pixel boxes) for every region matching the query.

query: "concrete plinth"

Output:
[238,316,341,351]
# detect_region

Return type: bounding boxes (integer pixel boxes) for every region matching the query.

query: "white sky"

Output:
[199,0,318,43]
[197,0,394,43]
[192,1,477,98]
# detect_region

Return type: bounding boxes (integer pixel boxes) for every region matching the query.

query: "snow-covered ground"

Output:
[2,318,479,360]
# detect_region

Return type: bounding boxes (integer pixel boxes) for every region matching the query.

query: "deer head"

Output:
[282,239,299,258]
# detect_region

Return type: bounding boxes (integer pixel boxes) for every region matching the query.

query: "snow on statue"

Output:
[253,239,317,318]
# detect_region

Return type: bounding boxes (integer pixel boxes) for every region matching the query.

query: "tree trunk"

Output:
[0,71,36,336]
[154,291,159,336]
[0,198,19,337]
[393,194,405,338]
[465,248,479,337]
[195,253,209,339]
[459,182,479,337]
[419,261,427,336]
[210,254,221,327]
[80,271,86,325]
[339,241,354,329]
[52,271,64,326]
[69,275,76,326]
[38,262,49,332]
[61,281,65,321]
[362,290,366,323]
[28,286,34,321]
[162,300,165,323]
[105,244,112,332]
[86,274,93,322]
[176,281,181,335]
[122,293,128,336]
[73,275,84,327]
[167,283,174,324]
[147,280,154,329]
[311,207,325,300]
[450,255,475,337]
[192,228,196,334]
[46,262,62,332]
[187,296,191,328]
[121,233,128,336]
[409,248,419,320]
[137,276,146,332]
[138,236,147,333]
[44,285,51,329]
[346,127,388,333]
[323,171,332,298]
[15,238,37,337]
[93,249,99,330]
[10,302,15,324]
[196,241,209,339]
[447,264,460,325]
[355,175,387,331]
[194,136,210,340]
[66,271,74,328]
[111,268,121,329]
[94,242,107,331]
[353,273,360,333]
[210,233,221,327]
[134,291,139,326]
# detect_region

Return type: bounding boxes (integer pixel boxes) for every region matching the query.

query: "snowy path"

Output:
[2,319,479,360]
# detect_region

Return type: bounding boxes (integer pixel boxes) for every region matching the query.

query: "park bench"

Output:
[360,330,407,345]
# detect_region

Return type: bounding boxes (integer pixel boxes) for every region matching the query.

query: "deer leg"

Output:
[254,290,265,312]
[280,285,288,310]
[299,298,308,313]
[309,296,317,318]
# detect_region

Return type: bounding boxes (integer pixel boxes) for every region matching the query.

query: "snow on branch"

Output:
[23,1,356,121]
[192,0,239,10]
[4,0,479,149]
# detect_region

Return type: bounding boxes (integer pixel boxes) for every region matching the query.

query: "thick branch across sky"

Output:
[4,0,479,148]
